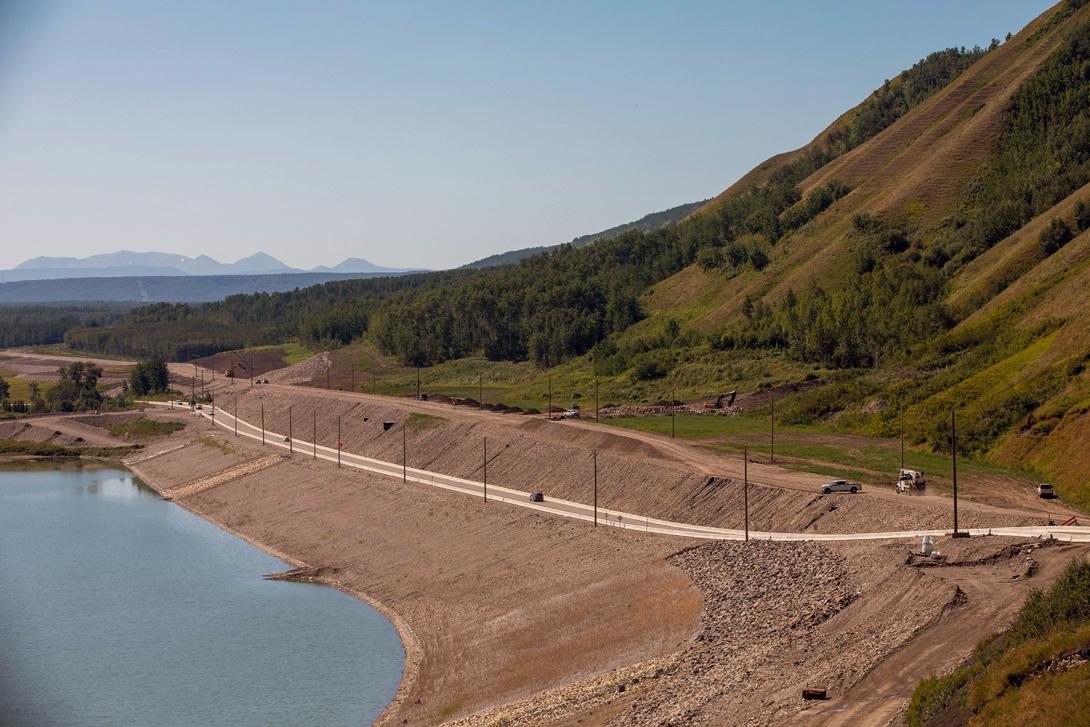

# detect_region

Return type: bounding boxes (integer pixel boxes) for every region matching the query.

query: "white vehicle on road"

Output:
[822,479,862,494]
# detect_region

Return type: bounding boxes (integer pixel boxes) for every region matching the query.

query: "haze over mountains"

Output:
[1,251,410,283]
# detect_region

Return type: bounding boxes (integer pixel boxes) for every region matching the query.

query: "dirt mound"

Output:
[262,352,330,385]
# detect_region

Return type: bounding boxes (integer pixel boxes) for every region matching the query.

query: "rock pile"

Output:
[599,404,740,418]
[619,541,855,725]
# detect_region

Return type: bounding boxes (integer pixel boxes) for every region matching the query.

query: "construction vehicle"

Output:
[562,404,581,419]
[895,469,926,493]
[702,391,737,411]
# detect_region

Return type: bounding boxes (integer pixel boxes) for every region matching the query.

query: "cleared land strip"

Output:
[161,453,285,500]
[139,401,1090,543]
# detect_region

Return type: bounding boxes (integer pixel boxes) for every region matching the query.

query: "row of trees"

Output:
[1,362,106,414]
[0,305,130,348]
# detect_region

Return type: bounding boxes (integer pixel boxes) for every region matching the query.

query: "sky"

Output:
[0,1,1056,271]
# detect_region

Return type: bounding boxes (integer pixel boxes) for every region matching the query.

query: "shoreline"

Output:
[125,455,420,726]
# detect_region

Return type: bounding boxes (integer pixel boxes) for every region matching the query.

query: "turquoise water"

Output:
[0,465,403,726]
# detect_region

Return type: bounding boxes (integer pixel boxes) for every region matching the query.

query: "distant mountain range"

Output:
[0,251,412,283]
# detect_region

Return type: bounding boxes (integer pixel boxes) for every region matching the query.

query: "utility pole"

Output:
[595,379,599,423]
[671,385,677,439]
[900,408,905,473]
[952,408,960,536]
[337,415,342,468]
[260,400,265,446]
[744,446,749,542]
[593,449,598,527]
[288,405,293,454]
[483,437,488,503]
[313,409,317,460]
[547,376,552,420]
[770,393,776,464]
[479,372,483,408]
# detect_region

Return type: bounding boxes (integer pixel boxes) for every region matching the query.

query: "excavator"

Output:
[702,391,737,411]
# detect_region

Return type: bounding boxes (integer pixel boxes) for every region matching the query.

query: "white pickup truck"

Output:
[822,480,862,494]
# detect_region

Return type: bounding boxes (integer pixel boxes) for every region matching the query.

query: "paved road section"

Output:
[141,401,1090,544]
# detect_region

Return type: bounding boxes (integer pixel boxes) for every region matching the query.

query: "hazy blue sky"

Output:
[0,1,1055,270]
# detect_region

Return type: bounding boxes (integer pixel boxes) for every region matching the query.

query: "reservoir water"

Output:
[0,465,404,726]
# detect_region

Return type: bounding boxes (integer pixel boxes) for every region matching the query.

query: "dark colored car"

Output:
[529,492,545,503]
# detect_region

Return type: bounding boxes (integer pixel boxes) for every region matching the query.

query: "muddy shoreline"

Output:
[125,453,421,726]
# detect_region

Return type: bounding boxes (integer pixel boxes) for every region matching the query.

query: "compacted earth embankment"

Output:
[220,385,1046,534]
[84,388,1087,726]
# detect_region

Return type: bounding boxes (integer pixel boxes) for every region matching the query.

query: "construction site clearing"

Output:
[6,355,1087,726]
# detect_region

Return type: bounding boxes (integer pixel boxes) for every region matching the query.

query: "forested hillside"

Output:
[41,0,1090,504]
[463,198,710,269]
